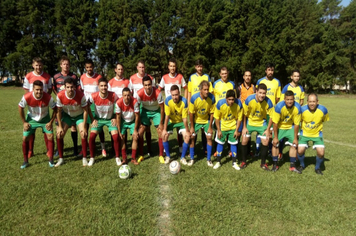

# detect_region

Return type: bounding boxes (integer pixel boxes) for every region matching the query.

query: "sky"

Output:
[340,0,352,7]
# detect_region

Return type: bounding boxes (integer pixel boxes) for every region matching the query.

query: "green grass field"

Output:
[1,87,355,235]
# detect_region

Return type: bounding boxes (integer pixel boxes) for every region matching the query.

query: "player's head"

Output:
[199,80,210,99]
[85,59,94,75]
[137,60,145,76]
[60,56,70,73]
[98,78,108,94]
[243,70,252,84]
[142,75,152,94]
[32,57,43,74]
[256,83,267,102]
[284,90,295,108]
[195,59,204,75]
[170,85,180,103]
[291,69,300,84]
[307,93,319,111]
[64,77,75,97]
[122,87,132,104]
[168,58,177,75]
[265,62,275,79]
[115,63,124,77]
[33,80,44,98]
[226,89,236,106]
[220,67,229,81]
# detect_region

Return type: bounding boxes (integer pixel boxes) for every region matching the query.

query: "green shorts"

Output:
[245,124,267,138]
[141,108,161,126]
[167,122,185,134]
[23,115,52,136]
[273,128,295,145]
[194,123,212,136]
[62,113,84,127]
[120,121,136,135]
[91,118,118,132]
[299,135,325,149]
[215,129,238,145]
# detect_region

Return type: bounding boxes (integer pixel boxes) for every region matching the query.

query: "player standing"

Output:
[280,70,304,105]
[55,78,89,167]
[189,81,215,167]
[161,85,191,164]
[108,63,132,98]
[88,78,119,166]
[238,71,256,104]
[297,93,329,175]
[116,88,140,165]
[18,80,56,169]
[213,89,243,170]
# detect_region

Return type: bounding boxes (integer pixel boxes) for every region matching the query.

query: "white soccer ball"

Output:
[118,165,132,179]
[169,160,181,175]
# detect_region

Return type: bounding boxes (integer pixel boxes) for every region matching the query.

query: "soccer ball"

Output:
[169,161,180,175]
[118,165,132,179]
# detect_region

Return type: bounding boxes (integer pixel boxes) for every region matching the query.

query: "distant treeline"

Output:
[1,0,355,92]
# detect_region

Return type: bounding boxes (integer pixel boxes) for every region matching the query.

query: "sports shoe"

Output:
[297,166,305,172]
[207,160,213,167]
[179,147,183,153]
[116,157,122,166]
[55,158,64,167]
[229,152,232,157]
[28,150,33,159]
[271,165,279,172]
[77,150,83,157]
[88,157,95,167]
[131,159,139,165]
[82,157,88,167]
[49,161,55,168]
[165,157,170,164]
[159,156,165,164]
[260,164,270,171]
[137,156,144,163]
[213,151,217,157]
[122,159,128,165]
[213,162,221,169]
[187,159,194,166]
[254,152,259,157]
[290,167,302,174]
[147,153,151,157]
[232,162,240,170]
[315,169,323,175]
[180,158,188,165]
[240,162,247,169]
[278,153,283,160]
[102,149,107,157]
[21,162,29,169]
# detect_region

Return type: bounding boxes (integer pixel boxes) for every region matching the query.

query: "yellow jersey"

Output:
[164,95,188,124]
[300,104,329,138]
[212,79,236,103]
[256,77,281,105]
[214,98,243,131]
[187,73,213,96]
[189,92,215,124]
[280,83,305,104]
[243,94,274,127]
[272,101,302,130]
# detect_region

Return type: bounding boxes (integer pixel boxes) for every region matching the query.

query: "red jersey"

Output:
[159,73,187,96]
[56,90,87,117]
[115,97,140,123]
[129,73,154,95]
[19,92,55,121]
[23,71,52,93]
[108,77,132,98]
[80,72,102,101]
[134,87,163,111]
[89,91,118,120]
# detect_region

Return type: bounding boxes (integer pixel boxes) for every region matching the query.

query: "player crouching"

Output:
[213,90,243,170]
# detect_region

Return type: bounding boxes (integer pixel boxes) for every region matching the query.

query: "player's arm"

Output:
[56,106,64,136]
[157,102,164,131]
[189,111,195,135]
[215,117,222,139]
[133,112,140,139]
[234,119,242,139]
[46,107,57,131]
[19,106,30,131]
[116,112,123,140]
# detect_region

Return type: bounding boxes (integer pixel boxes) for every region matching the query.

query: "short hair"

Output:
[85,59,94,66]
[220,66,228,72]
[32,57,43,64]
[142,75,152,84]
[122,87,131,93]
[199,80,210,90]
[244,70,252,76]
[195,59,203,66]
[64,77,74,86]
[226,89,236,98]
[169,58,177,65]
[33,80,43,87]
[291,69,300,76]
[257,83,267,91]
[308,93,318,101]
[98,78,108,84]
[137,60,145,66]
[60,55,70,64]
[170,85,180,92]
[265,62,275,70]
[285,90,294,97]
[116,62,124,68]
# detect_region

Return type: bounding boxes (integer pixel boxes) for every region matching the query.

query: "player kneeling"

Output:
[116,88,140,165]
[213,90,243,170]
[161,85,191,165]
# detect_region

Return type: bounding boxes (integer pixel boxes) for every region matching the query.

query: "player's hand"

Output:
[242,127,248,137]
[56,127,63,138]
[111,118,117,127]
[263,130,270,140]
[190,127,195,137]
[207,127,213,137]
[119,132,124,141]
[234,130,241,139]
[133,130,139,140]
[162,130,168,139]
[45,122,53,131]
[184,131,191,140]
[217,130,222,139]
[158,123,163,132]
[83,129,87,138]
[273,137,279,148]
[92,119,98,128]
[23,122,30,131]
[292,138,298,148]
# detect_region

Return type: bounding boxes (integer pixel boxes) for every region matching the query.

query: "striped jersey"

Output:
[89,91,118,120]
[115,97,140,123]
[108,77,132,98]
[53,72,79,93]
[134,87,163,111]
[56,90,87,118]
[23,71,52,93]
[80,72,102,101]
[19,92,55,121]
[159,73,187,97]
[129,73,154,95]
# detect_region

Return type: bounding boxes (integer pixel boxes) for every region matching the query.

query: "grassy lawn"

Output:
[0,87,355,235]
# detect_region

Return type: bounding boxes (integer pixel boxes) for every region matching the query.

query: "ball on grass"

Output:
[118,164,132,179]
[169,160,180,175]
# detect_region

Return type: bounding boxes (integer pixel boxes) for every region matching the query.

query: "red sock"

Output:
[158,138,163,156]
[121,148,127,161]
[44,133,49,151]
[132,149,137,160]
[57,138,64,158]
[112,134,120,157]
[146,131,151,153]
[29,134,35,152]
[139,136,144,156]
[22,141,29,162]
[178,133,183,148]
[47,139,54,161]
[89,133,97,157]
[99,130,105,144]
[81,139,88,157]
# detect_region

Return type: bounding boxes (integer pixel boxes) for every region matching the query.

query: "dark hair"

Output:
[226,89,236,98]
[291,69,300,76]
[64,77,74,86]
[60,55,70,64]
[142,75,152,84]
[308,93,318,101]
[265,62,275,70]
[32,57,43,64]
[137,60,145,66]
[285,90,294,97]
[116,62,124,68]
[195,59,203,66]
[199,80,210,90]
[85,59,94,66]
[169,58,177,65]
[98,78,108,84]
[122,87,131,93]
[243,70,252,76]
[220,66,228,72]
[257,83,267,91]
[33,80,43,87]
[170,85,180,92]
